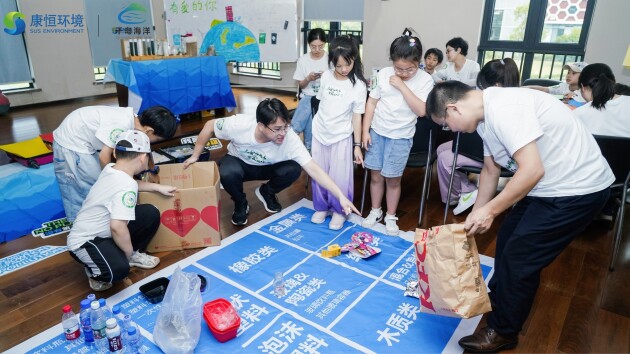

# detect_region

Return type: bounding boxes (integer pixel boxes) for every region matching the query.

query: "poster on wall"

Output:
[164,0,298,62]
[83,0,154,67]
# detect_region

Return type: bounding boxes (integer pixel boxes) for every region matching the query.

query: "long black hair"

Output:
[578,63,616,110]
[476,58,520,89]
[328,35,367,86]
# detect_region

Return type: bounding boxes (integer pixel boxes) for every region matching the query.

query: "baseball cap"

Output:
[115,130,151,153]
[563,62,588,73]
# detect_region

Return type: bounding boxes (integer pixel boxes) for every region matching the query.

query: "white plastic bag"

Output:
[153,266,202,354]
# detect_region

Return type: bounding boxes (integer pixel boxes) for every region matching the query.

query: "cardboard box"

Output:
[139,161,221,252]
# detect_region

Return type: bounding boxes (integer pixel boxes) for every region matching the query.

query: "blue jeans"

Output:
[53,142,101,222]
[291,95,314,150]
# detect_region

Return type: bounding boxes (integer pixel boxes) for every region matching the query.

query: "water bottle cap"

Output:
[112,305,120,314]
[90,301,100,310]
[98,298,106,306]
[127,327,137,335]
[106,318,117,328]
[62,305,72,313]
[80,299,90,309]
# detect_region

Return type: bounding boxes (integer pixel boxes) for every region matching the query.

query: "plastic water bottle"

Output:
[61,305,81,340]
[112,305,126,328]
[99,298,113,319]
[87,293,96,303]
[105,318,124,353]
[90,301,108,353]
[273,272,286,297]
[79,299,94,347]
[125,326,142,354]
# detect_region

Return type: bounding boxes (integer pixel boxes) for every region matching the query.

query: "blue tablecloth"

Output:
[105,56,237,115]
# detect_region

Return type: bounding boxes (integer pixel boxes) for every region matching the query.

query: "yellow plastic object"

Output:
[321,244,341,258]
[0,137,51,158]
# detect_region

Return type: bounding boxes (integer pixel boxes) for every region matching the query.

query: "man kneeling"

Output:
[67,130,177,291]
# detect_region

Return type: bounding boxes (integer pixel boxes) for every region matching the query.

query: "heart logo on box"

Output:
[200,204,220,231]
[161,208,200,237]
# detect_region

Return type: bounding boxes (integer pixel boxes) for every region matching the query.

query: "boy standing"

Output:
[67,130,176,291]
[53,105,177,222]
[426,82,613,352]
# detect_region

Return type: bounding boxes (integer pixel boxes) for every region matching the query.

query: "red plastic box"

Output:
[203,298,240,343]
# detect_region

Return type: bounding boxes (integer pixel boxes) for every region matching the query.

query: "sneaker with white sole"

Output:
[453,189,478,215]
[255,184,282,213]
[84,268,113,291]
[311,211,329,224]
[384,214,399,236]
[362,208,383,227]
[329,212,346,230]
[129,251,160,269]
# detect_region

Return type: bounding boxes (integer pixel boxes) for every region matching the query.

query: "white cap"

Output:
[563,62,588,73]
[115,130,151,153]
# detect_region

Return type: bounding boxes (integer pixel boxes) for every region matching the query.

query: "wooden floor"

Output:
[0,89,629,353]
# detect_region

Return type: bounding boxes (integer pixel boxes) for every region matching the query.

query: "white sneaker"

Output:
[129,251,160,269]
[453,190,478,215]
[329,212,346,230]
[362,208,383,227]
[384,214,399,236]
[84,269,112,291]
[311,211,329,224]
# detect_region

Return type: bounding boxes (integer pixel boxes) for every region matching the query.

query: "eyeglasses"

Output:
[265,124,292,135]
[394,66,418,75]
[441,107,452,131]
[309,44,325,51]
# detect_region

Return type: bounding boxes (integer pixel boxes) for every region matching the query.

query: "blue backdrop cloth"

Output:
[105,56,237,115]
[15,200,494,354]
[0,163,65,243]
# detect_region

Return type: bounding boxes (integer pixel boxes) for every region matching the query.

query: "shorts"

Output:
[363,129,413,178]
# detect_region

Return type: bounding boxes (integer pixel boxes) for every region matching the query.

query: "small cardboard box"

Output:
[139,161,221,252]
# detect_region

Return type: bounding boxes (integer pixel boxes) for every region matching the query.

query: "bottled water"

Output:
[125,327,142,354]
[273,271,286,297]
[90,301,108,353]
[98,298,113,319]
[61,305,81,340]
[105,318,124,353]
[112,305,126,328]
[79,299,94,347]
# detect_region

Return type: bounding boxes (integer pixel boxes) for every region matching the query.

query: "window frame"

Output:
[478,0,597,80]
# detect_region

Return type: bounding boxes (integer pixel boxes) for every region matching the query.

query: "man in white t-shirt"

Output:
[53,105,177,222]
[67,130,177,291]
[184,98,360,226]
[426,82,613,352]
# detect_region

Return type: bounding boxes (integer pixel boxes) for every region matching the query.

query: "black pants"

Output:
[70,204,160,283]
[487,188,609,337]
[218,154,302,203]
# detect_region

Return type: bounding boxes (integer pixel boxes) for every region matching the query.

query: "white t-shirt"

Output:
[547,81,586,102]
[573,95,630,138]
[293,52,329,97]
[370,66,434,139]
[67,164,138,251]
[435,59,480,87]
[53,106,135,154]
[477,87,614,197]
[214,114,312,166]
[312,70,367,145]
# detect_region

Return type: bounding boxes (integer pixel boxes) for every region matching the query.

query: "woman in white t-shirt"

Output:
[292,28,329,151]
[574,63,630,138]
[434,37,480,87]
[361,31,434,235]
[310,35,367,230]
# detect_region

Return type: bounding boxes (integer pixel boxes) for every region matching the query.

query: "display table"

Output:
[104,56,237,115]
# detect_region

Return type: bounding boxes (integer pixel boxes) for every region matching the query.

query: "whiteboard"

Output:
[163,0,298,62]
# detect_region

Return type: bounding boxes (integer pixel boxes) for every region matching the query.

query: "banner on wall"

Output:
[83,1,154,67]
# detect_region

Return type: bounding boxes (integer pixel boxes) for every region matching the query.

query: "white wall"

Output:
[583,0,630,84]
[7,0,629,107]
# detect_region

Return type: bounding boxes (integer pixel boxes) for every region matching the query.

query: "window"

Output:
[478,0,596,81]
[301,21,363,55]
[233,62,281,78]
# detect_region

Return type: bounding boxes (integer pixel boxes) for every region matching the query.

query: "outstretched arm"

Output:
[184,120,216,168]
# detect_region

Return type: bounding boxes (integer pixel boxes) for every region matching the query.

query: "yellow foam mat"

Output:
[0,137,51,158]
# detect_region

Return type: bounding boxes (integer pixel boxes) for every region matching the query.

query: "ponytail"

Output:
[578,63,616,110]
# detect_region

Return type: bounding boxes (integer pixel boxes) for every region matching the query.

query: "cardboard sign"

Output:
[139,162,221,252]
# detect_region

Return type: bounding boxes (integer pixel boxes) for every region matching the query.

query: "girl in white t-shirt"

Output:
[310,35,367,230]
[292,28,329,151]
[435,37,480,87]
[361,31,434,235]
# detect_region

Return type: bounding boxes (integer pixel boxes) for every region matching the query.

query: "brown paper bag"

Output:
[414,224,492,318]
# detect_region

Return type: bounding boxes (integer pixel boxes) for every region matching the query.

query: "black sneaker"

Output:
[232,200,250,225]
[255,184,282,213]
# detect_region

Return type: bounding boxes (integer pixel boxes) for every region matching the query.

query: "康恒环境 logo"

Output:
[3,11,26,35]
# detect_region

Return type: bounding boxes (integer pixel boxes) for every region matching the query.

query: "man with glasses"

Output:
[184,98,359,225]
[426,81,613,352]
